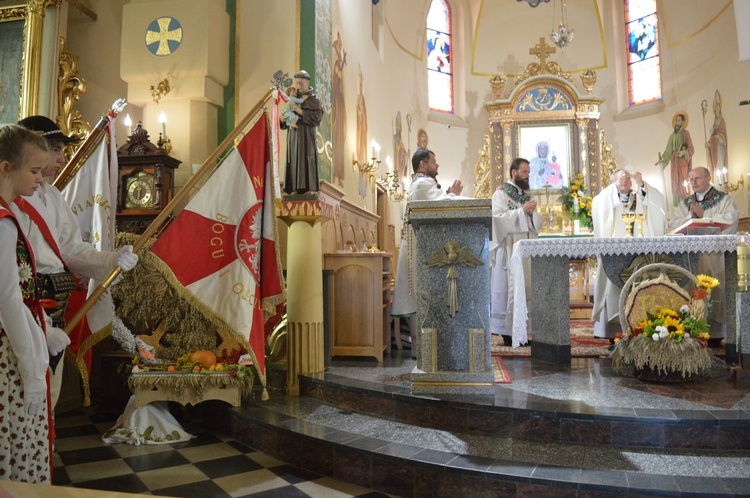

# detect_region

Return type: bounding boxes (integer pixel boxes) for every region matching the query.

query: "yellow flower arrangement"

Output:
[558,173,593,227]
[610,274,719,379]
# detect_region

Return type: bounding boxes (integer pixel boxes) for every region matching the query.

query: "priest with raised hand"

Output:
[591,168,666,341]
[668,166,738,347]
[490,158,541,347]
[391,148,463,357]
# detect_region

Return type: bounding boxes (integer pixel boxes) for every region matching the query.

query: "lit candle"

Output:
[386,156,393,173]
[739,246,750,277]
[722,167,728,185]
[124,114,132,136]
[370,139,377,160]
[159,111,167,138]
[683,180,690,194]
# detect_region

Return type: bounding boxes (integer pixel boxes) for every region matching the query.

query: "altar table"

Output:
[508,234,739,364]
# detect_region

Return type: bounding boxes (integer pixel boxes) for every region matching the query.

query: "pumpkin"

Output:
[190,350,217,368]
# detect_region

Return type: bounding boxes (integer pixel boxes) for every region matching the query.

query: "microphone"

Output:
[641,191,669,235]
[740,100,750,106]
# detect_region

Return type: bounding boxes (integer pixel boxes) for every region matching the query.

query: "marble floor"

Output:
[3,404,394,497]
[329,349,750,413]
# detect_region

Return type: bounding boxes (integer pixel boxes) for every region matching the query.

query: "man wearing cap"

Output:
[280,70,323,194]
[591,168,666,341]
[13,116,139,408]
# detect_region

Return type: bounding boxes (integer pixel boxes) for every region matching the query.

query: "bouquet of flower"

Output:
[611,274,720,379]
[558,173,593,227]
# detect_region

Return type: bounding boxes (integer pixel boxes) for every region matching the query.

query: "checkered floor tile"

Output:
[51,406,392,497]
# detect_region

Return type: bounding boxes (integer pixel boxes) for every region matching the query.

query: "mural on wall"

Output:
[417,128,429,149]
[706,90,727,181]
[657,111,694,207]
[393,111,408,180]
[314,0,333,183]
[0,17,24,123]
[356,65,369,198]
[332,28,347,187]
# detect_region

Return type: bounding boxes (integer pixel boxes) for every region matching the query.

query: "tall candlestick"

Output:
[124,114,132,136]
[159,111,167,138]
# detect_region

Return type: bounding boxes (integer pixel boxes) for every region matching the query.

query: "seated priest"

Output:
[591,168,666,341]
[668,166,738,347]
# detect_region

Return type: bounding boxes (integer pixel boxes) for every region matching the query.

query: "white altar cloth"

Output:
[508,234,739,348]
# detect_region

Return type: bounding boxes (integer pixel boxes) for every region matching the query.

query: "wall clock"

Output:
[116,123,181,234]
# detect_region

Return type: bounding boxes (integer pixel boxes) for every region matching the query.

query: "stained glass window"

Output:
[427,0,453,113]
[624,0,661,105]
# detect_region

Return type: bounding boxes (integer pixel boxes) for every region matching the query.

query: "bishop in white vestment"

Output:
[591,169,666,339]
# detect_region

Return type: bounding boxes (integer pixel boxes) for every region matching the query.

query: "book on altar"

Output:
[670,218,730,235]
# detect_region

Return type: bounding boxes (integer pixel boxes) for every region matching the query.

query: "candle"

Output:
[683,180,689,194]
[159,111,167,138]
[722,167,728,185]
[386,156,393,173]
[124,114,132,136]
[370,139,377,160]
[739,246,750,275]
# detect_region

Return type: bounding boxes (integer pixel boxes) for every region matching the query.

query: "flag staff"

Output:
[63,88,274,336]
[54,98,127,191]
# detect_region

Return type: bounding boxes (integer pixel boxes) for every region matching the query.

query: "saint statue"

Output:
[281,70,323,194]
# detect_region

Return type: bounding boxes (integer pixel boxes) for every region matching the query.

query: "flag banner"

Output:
[61,116,119,405]
[149,115,284,394]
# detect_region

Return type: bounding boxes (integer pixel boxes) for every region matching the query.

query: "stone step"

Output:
[228,381,750,497]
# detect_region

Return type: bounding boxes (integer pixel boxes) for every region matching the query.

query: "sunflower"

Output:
[661,315,685,336]
[657,308,678,319]
[696,274,719,290]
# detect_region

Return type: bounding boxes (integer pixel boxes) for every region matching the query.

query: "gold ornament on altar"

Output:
[621,211,636,237]
[489,75,505,99]
[580,70,597,94]
[424,241,484,317]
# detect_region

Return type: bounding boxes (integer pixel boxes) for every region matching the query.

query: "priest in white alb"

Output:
[591,168,666,340]
[490,158,542,347]
[668,166,738,346]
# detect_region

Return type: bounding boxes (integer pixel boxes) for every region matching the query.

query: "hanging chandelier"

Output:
[550,0,574,48]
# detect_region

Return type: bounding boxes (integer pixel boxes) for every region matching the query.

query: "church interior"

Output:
[2,0,750,496]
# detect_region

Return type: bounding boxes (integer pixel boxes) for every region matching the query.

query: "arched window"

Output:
[624,0,661,106]
[427,0,453,113]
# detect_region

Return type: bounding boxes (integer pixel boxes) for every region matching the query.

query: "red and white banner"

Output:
[150,116,283,380]
[62,117,118,375]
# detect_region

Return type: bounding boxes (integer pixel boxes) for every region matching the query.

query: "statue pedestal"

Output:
[408,199,493,395]
[276,194,333,395]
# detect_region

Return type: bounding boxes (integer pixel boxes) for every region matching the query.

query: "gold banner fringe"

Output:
[141,251,268,394]
[74,322,112,407]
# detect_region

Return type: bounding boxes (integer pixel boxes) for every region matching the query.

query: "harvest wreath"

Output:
[127,350,255,401]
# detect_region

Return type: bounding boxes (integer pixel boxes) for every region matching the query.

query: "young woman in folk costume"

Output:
[0,124,55,483]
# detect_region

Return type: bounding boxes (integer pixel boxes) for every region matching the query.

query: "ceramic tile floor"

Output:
[51,406,394,497]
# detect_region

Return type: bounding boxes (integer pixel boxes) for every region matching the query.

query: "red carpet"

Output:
[492,321,611,358]
[492,355,510,383]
